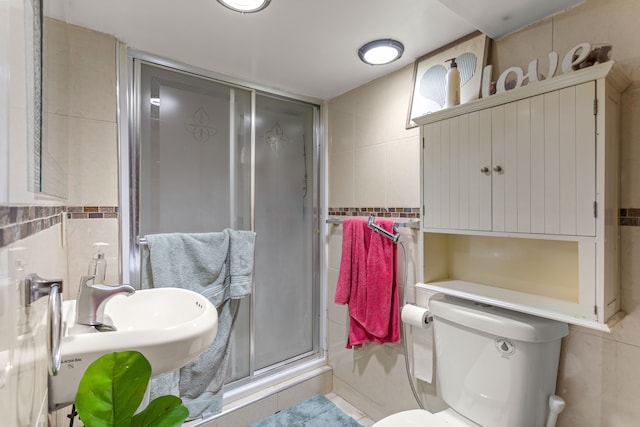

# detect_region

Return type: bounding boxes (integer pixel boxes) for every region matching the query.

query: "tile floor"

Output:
[326,392,375,427]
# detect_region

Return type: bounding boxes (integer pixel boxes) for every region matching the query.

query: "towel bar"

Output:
[326,216,420,229]
[326,214,420,243]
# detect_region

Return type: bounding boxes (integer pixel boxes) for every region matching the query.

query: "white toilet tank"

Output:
[429,294,569,427]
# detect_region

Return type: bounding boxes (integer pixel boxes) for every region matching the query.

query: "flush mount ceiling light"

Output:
[358,39,404,65]
[216,0,271,13]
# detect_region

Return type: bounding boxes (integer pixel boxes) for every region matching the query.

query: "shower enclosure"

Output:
[119,53,322,403]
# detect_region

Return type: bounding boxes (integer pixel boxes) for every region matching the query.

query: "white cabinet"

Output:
[423,82,596,236]
[415,62,630,330]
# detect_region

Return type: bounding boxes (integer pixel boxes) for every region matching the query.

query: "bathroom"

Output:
[2,0,640,425]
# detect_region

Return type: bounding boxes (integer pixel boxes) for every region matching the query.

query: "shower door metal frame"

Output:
[117,46,326,396]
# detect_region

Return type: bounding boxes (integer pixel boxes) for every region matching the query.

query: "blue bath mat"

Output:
[248,394,363,427]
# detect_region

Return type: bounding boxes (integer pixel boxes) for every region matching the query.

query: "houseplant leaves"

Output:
[130,396,189,427]
[75,351,188,427]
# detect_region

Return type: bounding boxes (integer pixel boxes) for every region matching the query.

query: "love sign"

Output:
[481,42,599,97]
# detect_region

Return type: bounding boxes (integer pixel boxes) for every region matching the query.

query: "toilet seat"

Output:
[373,408,479,426]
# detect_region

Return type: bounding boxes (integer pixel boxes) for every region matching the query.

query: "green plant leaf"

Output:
[75,351,152,427]
[131,395,189,427]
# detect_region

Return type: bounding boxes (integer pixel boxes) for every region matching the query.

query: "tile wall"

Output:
[326,0,640,425]
[327,64,432,421]
[1,2,68,426]
[0,14,119,426]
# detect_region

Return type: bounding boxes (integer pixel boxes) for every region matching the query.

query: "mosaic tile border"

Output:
[67,206,119,219]
[0,206,65,247]
[2,204,640,248]
[328,207,420,219]
[0,205,119,248]
[620,209,640,226]
[330,207,640,226]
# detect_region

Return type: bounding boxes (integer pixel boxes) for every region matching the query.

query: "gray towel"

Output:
[177,298,241,417]
[143,229,255,419]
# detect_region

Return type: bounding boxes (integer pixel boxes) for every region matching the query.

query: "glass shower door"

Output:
[253,94,317,371]
[137,62,252,237]
[135,61,253,380]
[130,59,320,392]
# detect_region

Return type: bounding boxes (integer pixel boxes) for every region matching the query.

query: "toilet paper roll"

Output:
[401,304,434,384]
[401,304,431,328]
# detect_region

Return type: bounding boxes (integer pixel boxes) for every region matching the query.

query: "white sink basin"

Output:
[48,287,218,411]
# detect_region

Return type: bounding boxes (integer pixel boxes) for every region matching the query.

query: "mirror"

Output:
[31,0,69,198]
[24,0,43,193]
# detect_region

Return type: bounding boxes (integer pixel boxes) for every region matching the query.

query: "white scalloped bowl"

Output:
[48,287,217,411]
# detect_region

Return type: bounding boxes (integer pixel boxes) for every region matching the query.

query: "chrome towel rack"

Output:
[326,214,420,243]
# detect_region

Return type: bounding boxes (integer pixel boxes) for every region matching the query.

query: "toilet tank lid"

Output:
[429,294,569,342]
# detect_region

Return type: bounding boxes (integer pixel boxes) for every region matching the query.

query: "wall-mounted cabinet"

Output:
[414,62,630,330]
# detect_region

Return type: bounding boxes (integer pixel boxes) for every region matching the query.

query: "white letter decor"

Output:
[482,42,594,97]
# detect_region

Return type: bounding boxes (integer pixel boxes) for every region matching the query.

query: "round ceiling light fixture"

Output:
[358,39,404,65]
[216,0,271,13]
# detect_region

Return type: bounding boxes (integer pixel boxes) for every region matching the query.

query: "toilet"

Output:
[374,294,569,427]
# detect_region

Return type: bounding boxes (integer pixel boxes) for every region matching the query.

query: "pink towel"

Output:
[335,218,399,349]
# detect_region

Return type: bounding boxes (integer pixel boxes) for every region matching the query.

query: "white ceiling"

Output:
[45,0,583,101]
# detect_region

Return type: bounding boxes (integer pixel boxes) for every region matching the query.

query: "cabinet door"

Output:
[423,110,491,231]
[490,82,596,236]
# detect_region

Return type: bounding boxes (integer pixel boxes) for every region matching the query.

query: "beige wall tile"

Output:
[214,394,278,427]
[275,374,327,410]
[327,319,349,361]
[380,66,419,143]
[65,218,120,299]
[607,341,640,425]
[354,80,387,148]
[333,376,379,421]
[332,342,388,405]
[381,343,425,415]
[552,0,640,80]
[328,96,355,154]
[396,228,421,303]
[327,227,343,270]
[327,268,348,327]
[490,18,553,78]
[41,113,70,198]
[44,18,71,117]
[354,144,387,207]
[620,84,640,207]
[556,330,615,427]
[385,137,420,207]
[66,117,118,206]
[67,24,117,122]
[328,150,354,207]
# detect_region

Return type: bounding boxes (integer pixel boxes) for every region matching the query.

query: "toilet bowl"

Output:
[374,408,479,426]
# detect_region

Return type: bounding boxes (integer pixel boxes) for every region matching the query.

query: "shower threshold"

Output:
[187,358,330,426]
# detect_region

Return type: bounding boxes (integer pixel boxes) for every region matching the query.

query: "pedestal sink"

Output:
[48,287,218,411]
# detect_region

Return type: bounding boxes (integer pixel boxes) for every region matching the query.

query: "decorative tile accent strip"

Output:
[0,205,66,247]
[328,207,420,219]
[0,205,119,247]
[620,208,640,226]
[331,208,640,225]
[66,206,119,220]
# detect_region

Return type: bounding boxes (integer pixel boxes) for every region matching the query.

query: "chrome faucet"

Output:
[75,275,135,326]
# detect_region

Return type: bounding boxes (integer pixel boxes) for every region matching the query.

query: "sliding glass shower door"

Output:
[129,59,320,388]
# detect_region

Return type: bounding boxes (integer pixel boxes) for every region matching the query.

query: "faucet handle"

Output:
[80,275,96,287]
